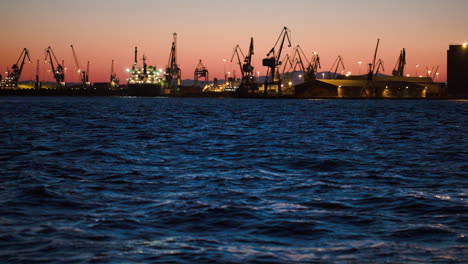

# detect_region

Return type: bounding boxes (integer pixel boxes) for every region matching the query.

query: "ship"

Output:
[126,47,164,97]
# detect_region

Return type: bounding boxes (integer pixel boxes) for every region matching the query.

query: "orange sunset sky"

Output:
[0,0,467,83]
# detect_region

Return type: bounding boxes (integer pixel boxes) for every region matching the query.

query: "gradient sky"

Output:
[1,0,466,83]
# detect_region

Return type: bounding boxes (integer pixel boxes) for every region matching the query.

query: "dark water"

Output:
[1,96,467,263]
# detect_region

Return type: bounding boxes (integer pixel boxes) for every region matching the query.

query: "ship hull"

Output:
[127,84,163,97]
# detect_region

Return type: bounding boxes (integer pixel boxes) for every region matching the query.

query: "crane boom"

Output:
[230,45,246,78]
[17,48,31,79]
[329,56,345,79]
[392,48,406,76]
[70,45,81,73]
[71,45,89,86]
[372,39,380,73]
[432,65,439,79]
[375,59,385,75]
[280,54,293,75]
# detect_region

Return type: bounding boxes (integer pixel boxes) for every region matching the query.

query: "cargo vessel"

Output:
[126,47,164,97]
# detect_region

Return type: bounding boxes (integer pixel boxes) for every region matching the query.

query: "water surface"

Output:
[1,97,467,263]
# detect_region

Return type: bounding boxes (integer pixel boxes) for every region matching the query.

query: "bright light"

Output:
[126,68,130,72]
[463,43,467,48]
[288,81,292,86]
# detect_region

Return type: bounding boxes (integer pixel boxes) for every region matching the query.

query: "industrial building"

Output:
[295,76,443,99]
[447,44,468,97]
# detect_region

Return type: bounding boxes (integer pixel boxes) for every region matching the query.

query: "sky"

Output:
[0,0,466,83]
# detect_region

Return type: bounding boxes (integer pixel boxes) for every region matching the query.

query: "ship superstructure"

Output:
[126,47,164,96]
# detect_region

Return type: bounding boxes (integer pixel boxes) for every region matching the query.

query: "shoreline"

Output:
[0,89,465,100]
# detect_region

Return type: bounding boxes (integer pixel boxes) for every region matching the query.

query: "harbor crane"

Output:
[231,45,245,78]
[430,65,439,80]
[280,54,294,86]
[392,48,406,76]
[362,39,381,97]
[426,65,439,79]
[374,59,385,76]
[110,60,119,88]
[243,37,255,83]
[1,48,31,88]
[35,59,41,89]
[230,37,257,94]
[289,45,321,82]
[194,59,208,87]
[291,45,308,75]
[329,55,345,79]
[71,45,90,88]
[45,46,65,88]
[262,26,292,96]
[307,52,321,81]
[165,33,181,93]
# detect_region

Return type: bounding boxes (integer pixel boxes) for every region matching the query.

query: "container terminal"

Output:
[0,27,466,98]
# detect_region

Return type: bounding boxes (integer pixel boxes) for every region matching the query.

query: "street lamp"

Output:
[357,61,362,75]
[257,71,260,83]
[322,73,325,79]
[415,64,419,77]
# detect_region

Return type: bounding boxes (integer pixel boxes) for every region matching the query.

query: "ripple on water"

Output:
[0,97,466,263]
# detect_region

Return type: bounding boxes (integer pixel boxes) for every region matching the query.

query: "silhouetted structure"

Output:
[447,44,468,97]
